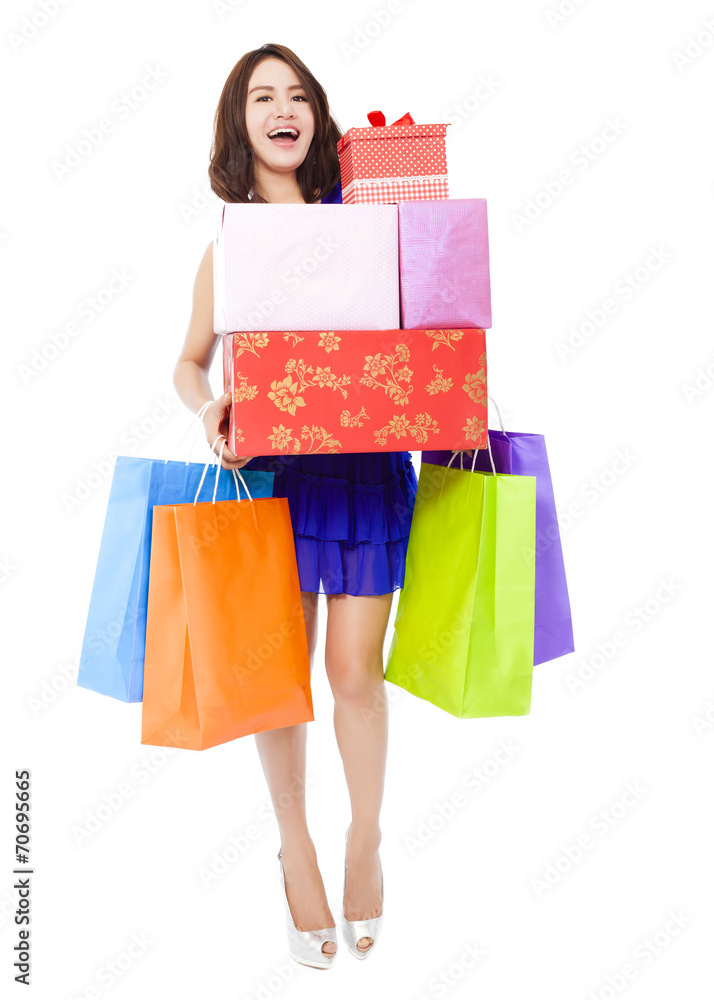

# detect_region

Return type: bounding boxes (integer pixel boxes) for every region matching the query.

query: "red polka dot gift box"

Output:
[336,111,450,205]
[221,327,487,457]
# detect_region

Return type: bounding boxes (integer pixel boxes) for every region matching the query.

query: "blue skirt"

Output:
[241,451,418,596]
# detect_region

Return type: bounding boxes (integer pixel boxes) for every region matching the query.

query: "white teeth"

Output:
[267,128,299,139]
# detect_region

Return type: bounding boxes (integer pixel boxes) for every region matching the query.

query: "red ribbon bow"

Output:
[367,110,415,128]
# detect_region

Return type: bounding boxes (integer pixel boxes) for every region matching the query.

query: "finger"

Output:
[220,458,250,471]
[214,439,239,462]
[214,446,248,470]
[208,434,230,464]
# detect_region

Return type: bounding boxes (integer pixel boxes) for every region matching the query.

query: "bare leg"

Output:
[324,590,392,953]
[253,591,336,955]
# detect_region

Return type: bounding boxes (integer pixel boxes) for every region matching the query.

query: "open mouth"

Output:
[267,127,300,142]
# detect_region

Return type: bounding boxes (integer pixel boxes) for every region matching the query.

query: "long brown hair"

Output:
[209,43,343,204]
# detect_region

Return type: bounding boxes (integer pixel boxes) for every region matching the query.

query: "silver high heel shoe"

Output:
[341,824,384,959]
[277,849,337,970]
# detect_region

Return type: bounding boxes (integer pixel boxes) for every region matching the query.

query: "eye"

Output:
[256,95,307,101]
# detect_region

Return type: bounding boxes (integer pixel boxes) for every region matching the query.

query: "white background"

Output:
[2,0,713,997]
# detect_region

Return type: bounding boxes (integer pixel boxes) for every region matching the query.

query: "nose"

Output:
[274,97,295,118]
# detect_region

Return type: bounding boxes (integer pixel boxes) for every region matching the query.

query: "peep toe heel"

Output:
[341,825,384,960]
[277,850,337,970]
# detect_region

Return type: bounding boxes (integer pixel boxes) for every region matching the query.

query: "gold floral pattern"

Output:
[266,422,342,454]
[234,372,259,403]
[462,364,487,404]
[267,376,306,416]
[462,415,486,442]
[233,331,270,358]
[374,412,439,446]
[340,406,370,428]
[425,364,453,395]
[317,331,342,353]
[425,329,465,351]
[269,359,351,415]
[301,424,342,452]
[282,332,305,346]
[360,344,413,406]
[267,423,299,452]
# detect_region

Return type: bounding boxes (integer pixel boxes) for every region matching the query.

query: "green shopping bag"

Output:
[384,452,537,718]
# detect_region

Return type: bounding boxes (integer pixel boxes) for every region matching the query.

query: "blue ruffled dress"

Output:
[241,178,419,596]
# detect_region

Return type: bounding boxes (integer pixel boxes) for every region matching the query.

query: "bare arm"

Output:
[173,242,252,470]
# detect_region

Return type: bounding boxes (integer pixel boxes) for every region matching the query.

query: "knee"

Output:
[325,655,383,702]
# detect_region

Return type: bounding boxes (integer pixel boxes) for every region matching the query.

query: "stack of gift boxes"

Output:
[215,111,492,458]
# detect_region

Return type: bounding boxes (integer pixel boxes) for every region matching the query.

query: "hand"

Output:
[202,392,254,470]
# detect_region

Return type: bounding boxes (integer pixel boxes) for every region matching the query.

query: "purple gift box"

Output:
[398,198,492,330]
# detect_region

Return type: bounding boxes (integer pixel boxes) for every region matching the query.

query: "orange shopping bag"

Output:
[141,441,313,750]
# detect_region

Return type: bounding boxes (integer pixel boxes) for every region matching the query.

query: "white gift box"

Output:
[213,202,399,333]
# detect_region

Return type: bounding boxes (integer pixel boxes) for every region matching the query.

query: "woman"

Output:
[173,42,418,968]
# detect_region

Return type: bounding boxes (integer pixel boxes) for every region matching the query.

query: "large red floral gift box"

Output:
[222,328,487,456]
[337,111,450,205]
[213,202,399,333]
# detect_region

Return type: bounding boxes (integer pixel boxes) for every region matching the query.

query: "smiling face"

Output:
[244,56,315,184]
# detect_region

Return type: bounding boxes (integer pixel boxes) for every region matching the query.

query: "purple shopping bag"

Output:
[422,416,574,666]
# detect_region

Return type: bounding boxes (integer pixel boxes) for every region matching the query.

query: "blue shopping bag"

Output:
[77,453,274,702]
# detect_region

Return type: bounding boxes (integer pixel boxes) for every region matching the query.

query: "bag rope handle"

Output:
[193,435,254,506]
[164,400,213,465]
[487,394,509,436]
[444,393,509,475]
